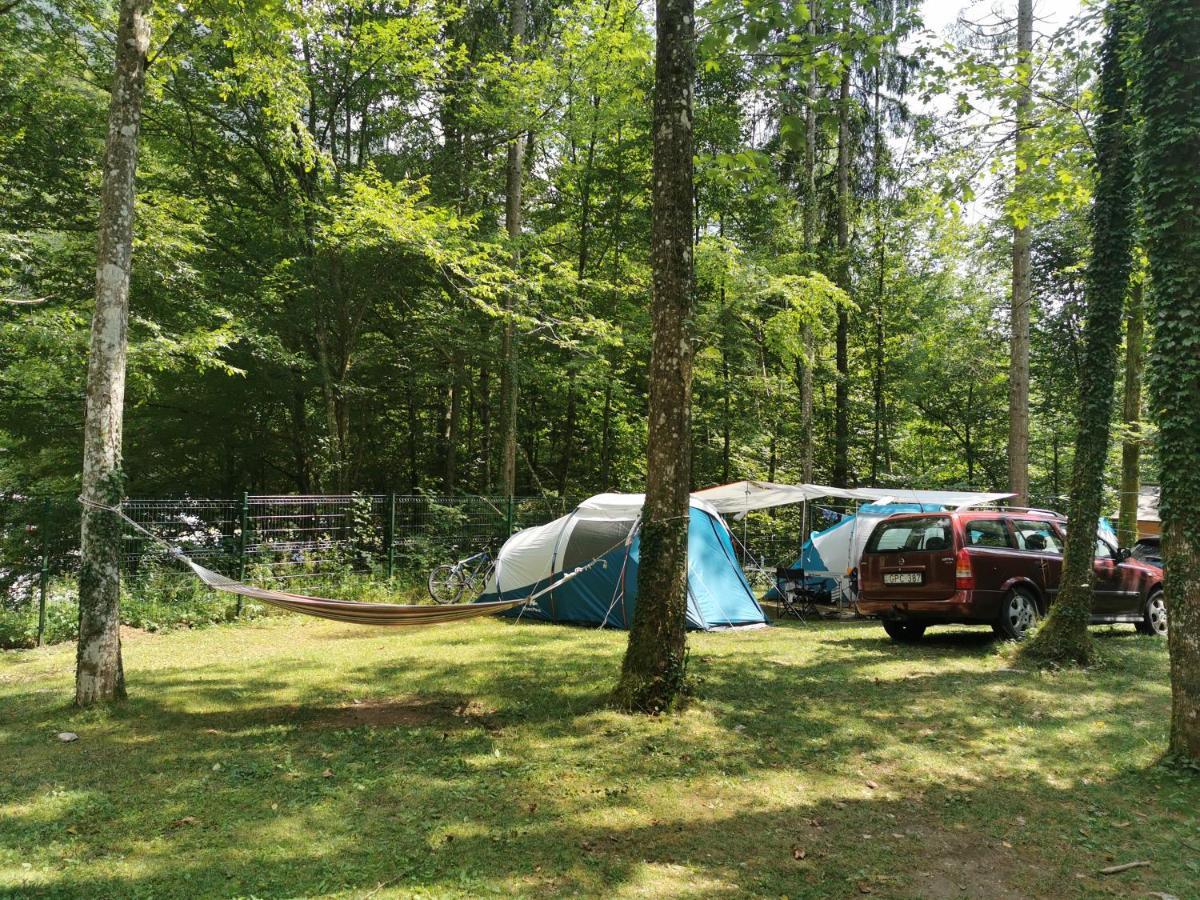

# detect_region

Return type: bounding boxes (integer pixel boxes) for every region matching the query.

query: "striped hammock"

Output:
[80,495,590,628]
[183,559,529,627]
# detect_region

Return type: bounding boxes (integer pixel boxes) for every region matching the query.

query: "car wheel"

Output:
[1135,590,1167,637]
[994,588,1039,641]
[882,620,926,643]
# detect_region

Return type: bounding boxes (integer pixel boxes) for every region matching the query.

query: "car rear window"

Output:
[865,517,952,554]
[964,519,1015,549]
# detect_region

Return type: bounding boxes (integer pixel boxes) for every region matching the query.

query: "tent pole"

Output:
[742,484,750,566]
[801,499,807,566]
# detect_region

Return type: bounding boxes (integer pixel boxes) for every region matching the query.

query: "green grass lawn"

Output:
[1,615,1196,898]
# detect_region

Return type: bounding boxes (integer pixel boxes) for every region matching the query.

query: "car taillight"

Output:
[956,548,975,590]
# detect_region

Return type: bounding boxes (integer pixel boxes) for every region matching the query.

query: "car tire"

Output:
[1135,590,1167,637]
[882,620,926,643]
[994,587,1039,641]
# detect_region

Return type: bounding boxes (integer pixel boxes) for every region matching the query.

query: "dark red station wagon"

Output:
[857,510,1166,642]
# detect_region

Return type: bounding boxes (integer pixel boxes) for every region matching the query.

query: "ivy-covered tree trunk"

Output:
[1007,0,1033,506]
[1117,276,1144,550]
[1138,0,1200,759]
[613,0,694,714]
[498,0,526,498]
[76,0,151,706]
[1022,1,1134,666]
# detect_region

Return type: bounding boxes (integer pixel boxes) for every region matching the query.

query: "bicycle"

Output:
[427,548,497,604]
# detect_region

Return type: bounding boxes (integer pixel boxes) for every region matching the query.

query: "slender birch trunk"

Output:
[613,0,694,713]
[76,0,152,707]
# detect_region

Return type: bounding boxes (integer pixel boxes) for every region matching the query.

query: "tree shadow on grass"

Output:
[5,759,1191,899]
[0,619,1187,899]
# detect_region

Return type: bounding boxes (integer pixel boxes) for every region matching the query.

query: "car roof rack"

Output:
[968,504,1066,518]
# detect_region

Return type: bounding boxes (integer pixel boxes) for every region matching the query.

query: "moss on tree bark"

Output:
[1138,0,1200,759]
[1022,2,1134,667]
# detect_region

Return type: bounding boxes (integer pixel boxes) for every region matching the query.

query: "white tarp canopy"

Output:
[849,488,1015,509]
[692,482,1014,517]
[692,480,862,517]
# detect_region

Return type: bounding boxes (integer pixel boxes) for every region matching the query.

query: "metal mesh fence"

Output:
[0,493,581,643]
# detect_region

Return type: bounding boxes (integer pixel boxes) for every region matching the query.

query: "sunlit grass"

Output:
[0,615,1195,898]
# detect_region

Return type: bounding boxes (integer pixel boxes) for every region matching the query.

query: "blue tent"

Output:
[765,502,945,602]
[477,494,767,630]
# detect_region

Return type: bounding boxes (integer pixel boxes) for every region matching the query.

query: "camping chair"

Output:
[774,565,820,622]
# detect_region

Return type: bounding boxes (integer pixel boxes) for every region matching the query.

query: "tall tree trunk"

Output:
[833,24,852,488]
[1023,2,1134,666]
[1117,276,1144,549]
[600,377,614,491]
[873,65,892,487]
[1138,0,1200,759]
[556,369,578,496]
[289,370,312,493]
[76,0,151,707]
[870,67,887,486]
[721,349,731,483]
[498,0,527,498]
[1007,0,1033,505]
[479,360,492,493]
[443,350,464,492]
[720,270,732,483]
[799,0,818,509]
[614,0,694,714]
[406,371,420,492]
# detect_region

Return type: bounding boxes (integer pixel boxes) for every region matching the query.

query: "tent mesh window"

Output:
[561,519,633,571]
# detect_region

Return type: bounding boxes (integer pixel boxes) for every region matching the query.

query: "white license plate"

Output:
[883,572,923,585]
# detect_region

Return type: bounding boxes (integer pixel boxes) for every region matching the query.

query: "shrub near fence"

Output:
[0,493,580,648]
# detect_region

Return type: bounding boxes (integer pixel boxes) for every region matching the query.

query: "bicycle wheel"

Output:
[428,564,465,604]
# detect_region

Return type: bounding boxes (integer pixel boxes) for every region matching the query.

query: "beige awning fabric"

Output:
[184,560,528,627]
[692,480,861,516]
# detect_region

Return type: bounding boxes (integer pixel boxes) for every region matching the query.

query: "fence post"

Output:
[385,493,396,580]
[505,495,514,536]
[37,498,49,647]
[236,491,249,617]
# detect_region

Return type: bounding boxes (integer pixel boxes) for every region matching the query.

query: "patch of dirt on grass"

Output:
[909,829,1037,899]
[313,696,499,730]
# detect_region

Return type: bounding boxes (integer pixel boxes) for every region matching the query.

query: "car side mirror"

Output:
[1117,547,1132,562]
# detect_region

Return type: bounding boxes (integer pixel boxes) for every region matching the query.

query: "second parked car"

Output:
[856,510,1165,642]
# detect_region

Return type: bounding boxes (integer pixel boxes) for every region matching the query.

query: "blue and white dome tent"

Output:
[476,493,768,631]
